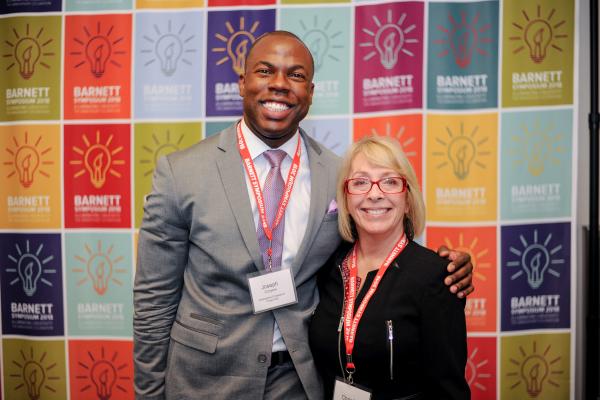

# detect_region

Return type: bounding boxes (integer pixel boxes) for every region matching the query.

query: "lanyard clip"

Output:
[345,354,356,384]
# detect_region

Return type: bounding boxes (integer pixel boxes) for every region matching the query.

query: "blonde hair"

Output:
[337,136,425,242]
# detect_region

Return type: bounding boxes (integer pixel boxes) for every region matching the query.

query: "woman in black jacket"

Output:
[309,136,470,400]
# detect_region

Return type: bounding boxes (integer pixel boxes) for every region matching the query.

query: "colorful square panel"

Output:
[300,118,350,157]
[280,6,352,115]
[1,0,61,13]
[426,113,498,222]
[134,122,202,227]
[354,114,423,186]
[65,0,132,11]
[64,124,132,228]
[64,14,132,119]
[68,340,134,400]
[134,11,205,119]
[427,226,497,332]
[501,0,574,107]
[500,333,570,399]
[0,125,61,229]
[3,339,67,400]
[0,16,62,121]
[0,233,64,336]
[354,1,424,112]
[501,222,570,331]
[65,233,133,337]
[427,1,499,109]
[466,336,497,400]
[500,109,572,220]
[205,9,275,116]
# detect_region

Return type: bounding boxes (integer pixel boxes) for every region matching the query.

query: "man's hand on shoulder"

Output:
[437,245,474,299]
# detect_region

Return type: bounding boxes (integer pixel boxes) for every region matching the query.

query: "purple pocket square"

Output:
[327,199,338,214]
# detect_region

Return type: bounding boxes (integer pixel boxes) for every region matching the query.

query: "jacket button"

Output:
[258,353,267,363]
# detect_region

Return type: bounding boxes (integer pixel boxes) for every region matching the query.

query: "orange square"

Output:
[64,15,132,119]
[68,340,134,400]
[353,114,423,186]
[426,226,497,332]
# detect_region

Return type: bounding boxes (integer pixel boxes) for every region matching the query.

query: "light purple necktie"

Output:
[258,149,287,270]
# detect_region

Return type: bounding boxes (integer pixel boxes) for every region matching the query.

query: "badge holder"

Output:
[333,377,372,400]
[247,268,298,314]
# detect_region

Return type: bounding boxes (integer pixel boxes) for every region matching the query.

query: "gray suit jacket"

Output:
[133,124,342,400]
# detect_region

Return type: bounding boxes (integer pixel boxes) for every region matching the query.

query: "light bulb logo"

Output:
[9,347,60,400]
[521,355,548,397]
[156,34,182,76]
[465,346,492,392]
[433,122,490,180]
[15,146,40,188]
[71,22,126,78]
[6,240,56,296]
[510,119,564,177]
[304,30,329,71]
[5,131,54,189]
[141,20,197,77]
[91,360,117,400]
[15,38,41,79]
[23,360,45,400]
[434,11,493,69]
[72,240,126,296]
[3,23,54,80]
[75,346,131,398]
[522,244,550,289]
[447,136,476,180]
[525,20,552,63]
[510,5,568,64]
[506,340,565,397]
[85,35,111,77]
[212,17,260,75]
[139,130,184,178]
[298,16,343,73]
[506,229,565,290]
[359,10,418,69]
[70,130,125,189]
[85,144,111,188]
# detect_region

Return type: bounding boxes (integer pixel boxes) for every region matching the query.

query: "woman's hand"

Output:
[437,246,474,299]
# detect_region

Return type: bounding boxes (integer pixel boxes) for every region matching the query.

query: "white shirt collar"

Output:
[240,119,300,161]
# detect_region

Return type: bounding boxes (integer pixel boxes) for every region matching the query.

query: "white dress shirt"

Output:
[240,119,311,352]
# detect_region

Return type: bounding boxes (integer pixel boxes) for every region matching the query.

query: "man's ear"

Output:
[308,82,314,105]
[239,74,246,97]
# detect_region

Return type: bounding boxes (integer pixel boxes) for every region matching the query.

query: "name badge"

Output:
[247,268,298,313]
[333,377,372,400]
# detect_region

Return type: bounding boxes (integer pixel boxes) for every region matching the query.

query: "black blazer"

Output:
[309,240,470,400]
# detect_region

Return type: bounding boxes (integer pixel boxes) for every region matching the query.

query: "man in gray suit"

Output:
[134,31,473,400]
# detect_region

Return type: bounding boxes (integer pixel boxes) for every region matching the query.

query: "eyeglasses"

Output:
[345,176,409,195]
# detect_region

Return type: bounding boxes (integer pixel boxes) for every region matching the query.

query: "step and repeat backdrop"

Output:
[0,0,577,398]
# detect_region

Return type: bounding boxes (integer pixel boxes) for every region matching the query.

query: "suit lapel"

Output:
[291,130,330,277]
[215,124,265,272]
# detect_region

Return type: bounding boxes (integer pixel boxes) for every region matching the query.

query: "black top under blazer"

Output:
[309,240,470,400]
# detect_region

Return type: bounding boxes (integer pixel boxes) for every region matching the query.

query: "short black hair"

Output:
[243,30,315,76]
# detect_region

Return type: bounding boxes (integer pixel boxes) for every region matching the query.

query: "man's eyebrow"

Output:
[253,60,275,69]
[251,61,308,71]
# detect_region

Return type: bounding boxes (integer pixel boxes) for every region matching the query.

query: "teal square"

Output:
[280,6,351,115]
[500,109,572,220]
[65,232,133,337]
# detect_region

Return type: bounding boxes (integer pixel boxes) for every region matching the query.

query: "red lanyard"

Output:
[343,234,408,373]
[237,122,301,268]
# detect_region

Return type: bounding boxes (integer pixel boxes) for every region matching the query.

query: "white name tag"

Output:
[247,268,298,313]
[333,378,372,400]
